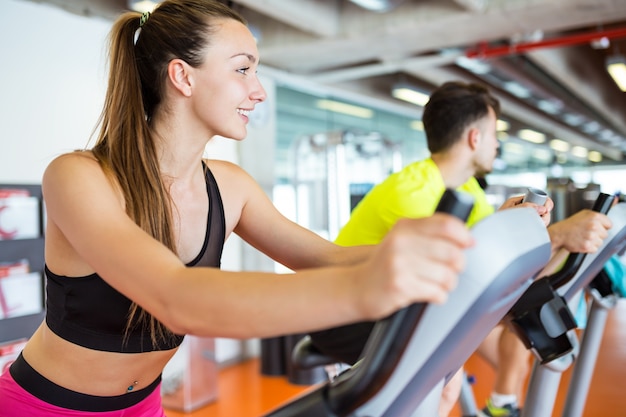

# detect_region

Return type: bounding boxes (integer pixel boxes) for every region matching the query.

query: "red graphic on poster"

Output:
[0,205,18,239]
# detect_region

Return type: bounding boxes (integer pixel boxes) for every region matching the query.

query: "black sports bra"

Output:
[45,163,225,353]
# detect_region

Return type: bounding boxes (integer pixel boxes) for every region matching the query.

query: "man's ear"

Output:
[468,127,481,150]
[167,58,193,97]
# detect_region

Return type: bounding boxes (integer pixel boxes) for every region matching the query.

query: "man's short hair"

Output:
[422,81,500,154]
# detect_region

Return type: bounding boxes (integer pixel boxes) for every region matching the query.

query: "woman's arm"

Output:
[209,159,372,270]
[43,153,472,339]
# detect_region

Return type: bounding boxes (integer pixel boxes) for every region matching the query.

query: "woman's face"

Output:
[190,19,267,141]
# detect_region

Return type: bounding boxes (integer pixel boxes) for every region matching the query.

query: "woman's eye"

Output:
[237,67,250,75]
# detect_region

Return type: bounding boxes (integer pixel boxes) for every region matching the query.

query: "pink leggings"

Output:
[0,354,166,417]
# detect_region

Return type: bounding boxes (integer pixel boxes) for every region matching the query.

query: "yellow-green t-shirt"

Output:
[335,158,494,246]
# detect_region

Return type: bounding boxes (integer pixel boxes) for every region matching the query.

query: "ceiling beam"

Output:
[230,0,340,38]
[19,0,127,20]
[526,48,626,137]
[453,0,488,13]
[309,53,462,84]
[258,0,626,73]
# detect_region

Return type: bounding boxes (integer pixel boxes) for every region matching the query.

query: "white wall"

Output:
[0,0,278,365]
[0,0,110,183]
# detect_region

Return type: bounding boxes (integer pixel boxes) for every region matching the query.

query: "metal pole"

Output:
[458,372,479,417]
[521,361,564,417]
[562,297,614,417]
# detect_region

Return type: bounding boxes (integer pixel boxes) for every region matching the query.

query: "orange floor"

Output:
[165,298,626,417]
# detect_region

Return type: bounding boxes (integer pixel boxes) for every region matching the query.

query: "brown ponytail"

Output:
[91,0,246,346]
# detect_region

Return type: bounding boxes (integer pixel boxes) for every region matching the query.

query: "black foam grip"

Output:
[436,189,474,222]
[326,189,474,416]
[548,192,614,289]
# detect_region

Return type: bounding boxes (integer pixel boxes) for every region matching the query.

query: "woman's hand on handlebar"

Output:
[353,213,474,321]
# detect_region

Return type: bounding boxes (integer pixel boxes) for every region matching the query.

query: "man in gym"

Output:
[309,81,612,417]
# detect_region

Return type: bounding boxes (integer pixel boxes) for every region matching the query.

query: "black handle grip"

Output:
[548,192,614,289]
[327,189,474,416]
[435,189,475,221]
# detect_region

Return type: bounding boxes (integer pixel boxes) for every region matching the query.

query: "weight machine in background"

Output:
[290,130,402,241]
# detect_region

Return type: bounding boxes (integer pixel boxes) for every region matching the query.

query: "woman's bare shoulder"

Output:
[203,158,254,182]
[204,158,241,171]
[46,150,100,172]
[43,150,122,202]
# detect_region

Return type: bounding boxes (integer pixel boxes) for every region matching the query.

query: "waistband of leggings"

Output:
[9,352,161,412]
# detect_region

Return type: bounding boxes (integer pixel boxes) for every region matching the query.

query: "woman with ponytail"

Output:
[0,1,473,415]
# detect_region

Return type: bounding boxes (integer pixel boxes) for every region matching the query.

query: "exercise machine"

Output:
[506,195,625,417]
[459,189,622,417]
[262,189,552,417]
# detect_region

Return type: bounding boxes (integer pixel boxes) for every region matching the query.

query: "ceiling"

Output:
[22,0,626,166]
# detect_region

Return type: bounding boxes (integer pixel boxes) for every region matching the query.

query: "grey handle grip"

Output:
[522,187,548,205]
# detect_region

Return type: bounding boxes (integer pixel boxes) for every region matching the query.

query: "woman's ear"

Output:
[167,59,193,97]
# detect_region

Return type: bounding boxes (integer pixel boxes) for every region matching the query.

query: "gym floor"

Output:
[164,298,626,417]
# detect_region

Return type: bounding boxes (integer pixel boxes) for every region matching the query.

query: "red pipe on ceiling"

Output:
[466,26,626,59]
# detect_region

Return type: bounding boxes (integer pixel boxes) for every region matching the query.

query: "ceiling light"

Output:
[502,81,532,99]
[410,120,424,131]
[549,138,570,152]
[128,0,159,12]
[607,135,623,146]
[591,36,610,50]
[348,0,406,12]
[556,154,568,165]
[550,163,564,177]
[598,129,615,141]
[315,99,374,119]
[571,146,589,158]
[533,148,552,161]
[536,99,563,115]
[496,119,510,131]
[503,142,525,154]
[517,29,544,43]
[562,113,585,126]
[517,129,546,144]
[391,85,430,107]
[606,54,626,91]
[455,56,492,75]
[588,151,603,163]
[581,121,601,134]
